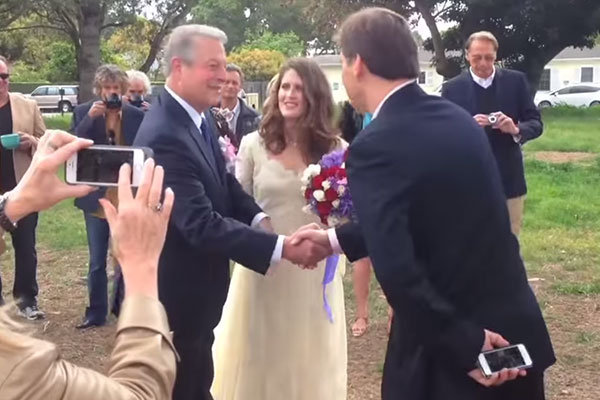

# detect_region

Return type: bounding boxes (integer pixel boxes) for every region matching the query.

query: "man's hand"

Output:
[282,224,332,268]
[467,329,527,387]
[17,133,36,151]
[88,101,107,119]
[494,112,520,135]
[473,114,492,127]
[141,101,151,111]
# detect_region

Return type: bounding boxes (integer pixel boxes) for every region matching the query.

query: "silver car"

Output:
[28,85,79,113]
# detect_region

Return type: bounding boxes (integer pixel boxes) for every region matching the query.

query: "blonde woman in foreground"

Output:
[0,130,177,400]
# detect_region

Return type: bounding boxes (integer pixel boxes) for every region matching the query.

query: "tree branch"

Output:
[101,20,133,31]
[0,24,71,33]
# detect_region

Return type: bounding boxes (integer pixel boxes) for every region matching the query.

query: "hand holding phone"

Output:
[65,145,153,187]
[468,329,528,387]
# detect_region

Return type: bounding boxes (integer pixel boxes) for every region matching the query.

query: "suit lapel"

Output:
[160,91,222,183]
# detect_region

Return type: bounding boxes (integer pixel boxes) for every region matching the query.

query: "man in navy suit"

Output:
[133,25,328,400]
[71,64,145,329]
[442,31,543,236]
[293,8,554,400]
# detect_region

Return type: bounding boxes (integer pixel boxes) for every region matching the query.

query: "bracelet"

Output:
[0,193,18,233]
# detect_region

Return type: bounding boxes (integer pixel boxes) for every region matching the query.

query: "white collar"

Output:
[232,99,241,116]
[372,80,416,119]
[470,67,496,89]
[165,85,205,130]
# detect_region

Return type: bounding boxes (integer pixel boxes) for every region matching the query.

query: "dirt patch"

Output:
[3,250,600,399]
[533,152,597,164]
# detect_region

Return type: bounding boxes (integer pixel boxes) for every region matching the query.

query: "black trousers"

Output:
[0,213,39,307]
[172,332,215,400]
[382,316,546,400]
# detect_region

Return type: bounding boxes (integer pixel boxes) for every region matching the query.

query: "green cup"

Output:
[0,133,20,150]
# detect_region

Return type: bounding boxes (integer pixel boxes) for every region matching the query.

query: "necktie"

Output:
[200,119,217,167]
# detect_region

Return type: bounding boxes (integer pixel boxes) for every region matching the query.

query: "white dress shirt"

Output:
[164,85,284,265]
[470,67,496,89]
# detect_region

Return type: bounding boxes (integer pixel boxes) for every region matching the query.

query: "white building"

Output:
[313,45,600,99]
[313,49,444,103]
[539,46,600,92]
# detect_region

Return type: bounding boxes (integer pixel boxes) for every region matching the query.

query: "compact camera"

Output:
[488,113,499,126]
[129,94,144,108]
[104,93,122,110]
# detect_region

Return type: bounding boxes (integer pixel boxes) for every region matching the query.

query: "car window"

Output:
[47,87,59,95]
[63,87,77,95]
[578,86,600,93]
[31,87,47,96]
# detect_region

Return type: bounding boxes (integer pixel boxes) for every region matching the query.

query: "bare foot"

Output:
[351,316,369,337]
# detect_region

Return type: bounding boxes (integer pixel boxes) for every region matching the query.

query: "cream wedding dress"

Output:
[211,131,347,400]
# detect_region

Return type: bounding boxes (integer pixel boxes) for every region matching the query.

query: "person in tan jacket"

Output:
[0,130,177,399]
[0,55,46,320]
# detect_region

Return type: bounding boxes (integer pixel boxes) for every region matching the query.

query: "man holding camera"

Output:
[70,64,145,329]
[125,70,152,111]
[442,31,543,236]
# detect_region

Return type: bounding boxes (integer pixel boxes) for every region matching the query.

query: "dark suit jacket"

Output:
[337,83,554,400]
[133,89,278,337]
[234,99,260,143]
[442,69,542,198]
[70,101,145,213]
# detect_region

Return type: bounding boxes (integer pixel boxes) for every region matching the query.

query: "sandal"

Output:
[351,316,369,337]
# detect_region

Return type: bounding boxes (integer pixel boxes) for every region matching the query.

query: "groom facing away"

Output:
[134,25,329,400]
[294,7,555,400]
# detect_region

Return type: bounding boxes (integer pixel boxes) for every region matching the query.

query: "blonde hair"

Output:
[465,31,499,52]
[126,70,151,95]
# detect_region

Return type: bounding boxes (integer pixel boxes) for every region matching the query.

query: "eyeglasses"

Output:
[0,73,9,80]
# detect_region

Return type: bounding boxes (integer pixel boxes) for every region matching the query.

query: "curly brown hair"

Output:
[259,58,340,163]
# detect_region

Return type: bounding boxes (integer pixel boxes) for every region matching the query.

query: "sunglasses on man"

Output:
[0,73,9,80]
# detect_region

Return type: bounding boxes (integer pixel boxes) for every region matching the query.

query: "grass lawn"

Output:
[1,107,599,399]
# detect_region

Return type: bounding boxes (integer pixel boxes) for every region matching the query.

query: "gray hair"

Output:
[126,70,151,94]
[465,31,499,52]
[93,64,129,96]
[162,24,228,76]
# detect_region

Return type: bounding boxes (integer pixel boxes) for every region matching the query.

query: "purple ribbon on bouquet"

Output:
[322,254,339,323]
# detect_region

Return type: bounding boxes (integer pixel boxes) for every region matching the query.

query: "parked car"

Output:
[27,85,79,113]
[534,84,600,108]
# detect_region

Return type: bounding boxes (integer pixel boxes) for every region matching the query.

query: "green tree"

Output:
[227,48,286,81]
[238,31,305,57]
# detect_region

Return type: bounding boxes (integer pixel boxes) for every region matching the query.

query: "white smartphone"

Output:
[478,344,532,377]
[65,145,150,187]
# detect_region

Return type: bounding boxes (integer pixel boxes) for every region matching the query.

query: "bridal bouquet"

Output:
[301,149,353,226]
[300,149,353,322]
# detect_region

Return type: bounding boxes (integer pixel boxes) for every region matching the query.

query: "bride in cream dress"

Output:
[211,58,347,400]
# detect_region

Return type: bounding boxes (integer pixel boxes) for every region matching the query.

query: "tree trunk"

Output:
[413,0,460,78]
[77,0,104,103]
[139,5,192,73]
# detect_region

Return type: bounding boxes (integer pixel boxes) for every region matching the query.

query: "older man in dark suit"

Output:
[442,31,543,236]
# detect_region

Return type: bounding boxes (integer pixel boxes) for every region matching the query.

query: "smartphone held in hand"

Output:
[478,344,532,377]
[65,145,153,187]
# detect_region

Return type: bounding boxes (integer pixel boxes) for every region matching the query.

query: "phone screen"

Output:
[77,148,133,184]
[483,346,526,372]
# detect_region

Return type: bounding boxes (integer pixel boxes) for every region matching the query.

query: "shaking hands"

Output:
[281,223,335,269]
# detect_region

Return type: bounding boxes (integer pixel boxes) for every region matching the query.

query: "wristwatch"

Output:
[0,193,17,233]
